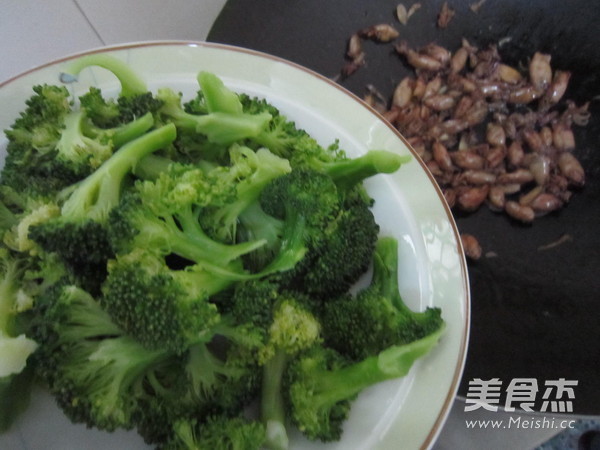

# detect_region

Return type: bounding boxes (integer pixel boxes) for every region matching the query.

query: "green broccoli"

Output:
[256,168,340,278]
[60,53,149,98]
[0,62,435,448]
[238,94,340,166]
[79,87,163,129]
[322,237,445,360]
[239,94,411,178]
[101,247,266,441]
[79,108,155,149]
[156,86,272,146]
[162,414,267,450]
[257,168,381,297]
[0,247,39,429]
[286,329,444,442]
[31,282,178,431]
[102,248,239,353]
[1,84,77,192]
[259,295,322,450]
[107,162,267,269]
[197,144,291,244]
[28,123,177,266]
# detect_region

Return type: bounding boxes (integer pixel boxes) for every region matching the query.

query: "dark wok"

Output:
[208,0,600,415]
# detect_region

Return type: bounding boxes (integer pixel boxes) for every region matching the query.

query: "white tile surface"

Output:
[0,0,103,82]
[75,0,226,45]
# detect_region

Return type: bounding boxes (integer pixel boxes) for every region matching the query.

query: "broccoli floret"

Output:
[299,200,380,298]
[257,168,340,278]
[107,163,267,269]
[279,237,445,442]
[157,87,272,146]
[54,109,113,173]
[31,282,178,431]
[79,86,163,130]
[28,123,177,266]
[135,339,263,446]
[102,249,226,352]
[313,150,410,192]
[0,244,70,432]
[239,95,329,163]
[255,293,321,450]
[286,327,444,442]
[322,237,445,360]
[102,245,269,350]
[257,168,380,297]
[0,247,39,378]
[1,84,79,192]
[4,84,71,149]
[162,414,267,450]
[198,144,291,243]
[78,87,120,127]
[101,248,266,439]
[240,95,410,174]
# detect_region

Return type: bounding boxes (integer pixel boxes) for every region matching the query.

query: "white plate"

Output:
[0,41,470,450]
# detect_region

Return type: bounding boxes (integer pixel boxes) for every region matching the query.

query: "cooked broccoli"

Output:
[256,168,340,279]
[259,294,321,450]
[31,282,178,431]
[80,108,155,149]
[53,109,113,172]
[60,53,149,98]
[198,144,291,244]
[257,167,381,297]
[240,95,410,177]
[322,237,445,360]
[0,242,71,431]
[101,247,265,441]
[107,162,266,269]
[1,84,77,192]
[0,247,39,379]
[28,123,177,266]
[162,414,267,450]
[157,86,272,146]
[3,84,71,151]
[0,62,436,448]
[79,87,163,129]
[286,329,445,442]
[239,95,327,162]
[102,248,239,352]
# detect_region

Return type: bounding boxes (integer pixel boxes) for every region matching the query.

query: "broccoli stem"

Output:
[132,154,174,180]
[319,150,411,191]
[82,112,155,148]
[61,54,148,98]
[261,349,289,450]
[305,327,444,411]
[372,237,434,325]
[184,111,273,145]
[174,206,266,264]
[197,71,243,115]
[61,123,176,222]
[259,214,307,276]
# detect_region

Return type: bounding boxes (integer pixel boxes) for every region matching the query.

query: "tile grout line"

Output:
[71,0,106,46]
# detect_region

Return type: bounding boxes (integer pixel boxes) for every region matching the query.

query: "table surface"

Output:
[0,1,580,449]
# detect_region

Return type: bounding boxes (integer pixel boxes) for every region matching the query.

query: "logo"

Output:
[464,378,578,413]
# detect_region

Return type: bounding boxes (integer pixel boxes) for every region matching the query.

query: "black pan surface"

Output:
[207,0,600,415]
